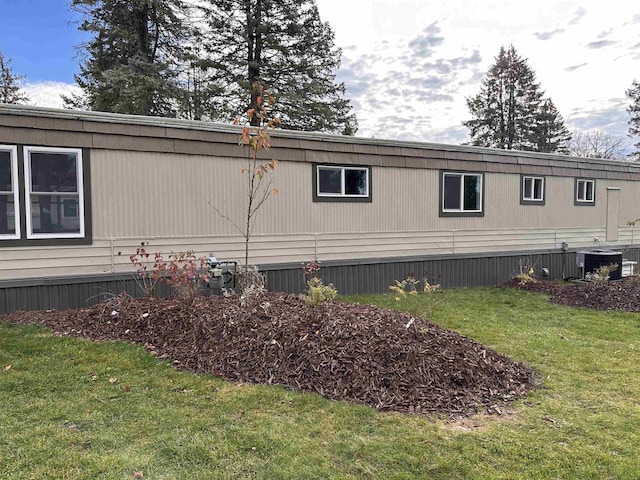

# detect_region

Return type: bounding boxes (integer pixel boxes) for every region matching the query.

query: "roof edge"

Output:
[1,103,638,170]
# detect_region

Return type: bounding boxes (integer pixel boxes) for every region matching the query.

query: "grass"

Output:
[1,287,640,479]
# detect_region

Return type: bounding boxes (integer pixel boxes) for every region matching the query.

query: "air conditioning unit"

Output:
[576,249,622,280]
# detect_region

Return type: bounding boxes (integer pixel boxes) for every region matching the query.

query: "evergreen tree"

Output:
[198,0,357,134]
[627,79,640,161]
[532,99,571,153]
[64,0,194,117]
[464,45,569,153]
[0,51,29,104]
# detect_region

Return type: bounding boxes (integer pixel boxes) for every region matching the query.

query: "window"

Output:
[0,145,91,246]
[440,171,484,217]
[24,147,85,239]
[313,164,371,202]
[521,175,545,205]
[0,145,19,239]
[575,178,595,205]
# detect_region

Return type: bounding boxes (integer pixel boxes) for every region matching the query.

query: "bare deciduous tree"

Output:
[566,130,627,160]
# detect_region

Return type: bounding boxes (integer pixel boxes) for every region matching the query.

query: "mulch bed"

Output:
[500,276,640,312]
[1,293,540,416]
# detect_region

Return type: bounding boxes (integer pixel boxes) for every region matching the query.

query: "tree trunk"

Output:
[246,0,263,126]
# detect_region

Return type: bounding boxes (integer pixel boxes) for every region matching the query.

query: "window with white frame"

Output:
[0,145,20,239]
[24,146,85,239]
[575,178,595,205]
[521,175,545,204]
[314,164,371,202]
[440,171,483,216]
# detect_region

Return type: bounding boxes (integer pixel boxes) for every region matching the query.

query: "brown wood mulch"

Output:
[500,276,640,312]
[1,293,540,416]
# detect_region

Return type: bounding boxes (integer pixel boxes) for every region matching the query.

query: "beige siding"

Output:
[91,152,638,236]
[4,147,640,280]
[4,226,638,280]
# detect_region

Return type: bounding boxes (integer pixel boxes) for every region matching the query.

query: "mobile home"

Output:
[1,104,639,312]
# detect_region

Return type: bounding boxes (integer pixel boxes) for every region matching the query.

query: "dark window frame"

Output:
[0,144,20,240]
[0,144,92,247]
[520,174,546,205]
[312,163,372,203]
[574,178,596,206]
[439,170,485,217]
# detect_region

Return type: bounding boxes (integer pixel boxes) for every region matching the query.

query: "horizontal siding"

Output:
[452,229,557,254]
[315,231,454,261]
[2,227,639,281]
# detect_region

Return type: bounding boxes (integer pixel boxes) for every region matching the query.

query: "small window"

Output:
[24,146,85,239]
[521,175,545,205]
[575,178,595,206]
[0,145,20,239]
[440,171,483,216]
[313,164,371,202]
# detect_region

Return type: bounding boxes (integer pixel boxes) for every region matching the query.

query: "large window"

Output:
[24,147,85,239]
[0,145,91,246]
[440,171,484,217]
[575,178,595,206]
[313,164,371,202]
[521,175,545,205]
[0,145,19,239]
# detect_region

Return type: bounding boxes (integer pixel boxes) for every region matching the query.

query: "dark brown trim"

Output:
[2,106,640,181]
[439,170,485,217]
[312,163,373,203]
[0,144,93,247]
[520,174,546,206]
[574,178,596,206]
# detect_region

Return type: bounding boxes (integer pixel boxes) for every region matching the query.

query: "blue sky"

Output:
[0,1,87,83]
[0,0,638,150]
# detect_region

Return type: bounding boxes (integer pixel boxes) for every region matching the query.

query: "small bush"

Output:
[122,243,210,306]
[586,263,618,284]
[389,273,440,321]
[300,259,338,306]
[513,259,537,286]
[236,265,266,296]
[304,277,338,306]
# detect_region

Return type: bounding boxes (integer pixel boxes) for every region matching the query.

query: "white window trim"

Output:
[316,165,369,198]
[576,179,595,203]
[24,146,85,239]
[0,145,20,240]
[522,176,545,202]
[442,172,483,213]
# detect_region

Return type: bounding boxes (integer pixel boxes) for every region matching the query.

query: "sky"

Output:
[0,0,638,149]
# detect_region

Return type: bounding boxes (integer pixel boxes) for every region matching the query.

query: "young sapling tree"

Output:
[209,80,280,281]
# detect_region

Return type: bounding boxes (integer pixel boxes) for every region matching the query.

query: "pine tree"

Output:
[532,99,571,153]
[65,0,194,117]
[0,51,29,105]
[464,45,569,153]
[198,0,357,134]
[627,79,640,161]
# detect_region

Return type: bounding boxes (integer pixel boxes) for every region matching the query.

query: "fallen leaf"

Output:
[3,365,11,372]
[109,377,118,384]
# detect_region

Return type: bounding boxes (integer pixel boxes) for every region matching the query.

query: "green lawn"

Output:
[1,287,640,479]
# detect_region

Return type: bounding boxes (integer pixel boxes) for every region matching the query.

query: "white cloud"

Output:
[23,81,81,109]
[316,0,640,144]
